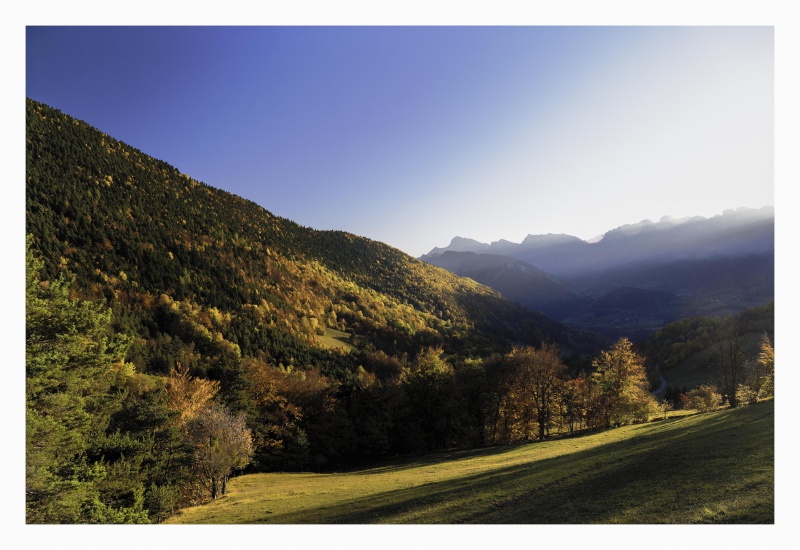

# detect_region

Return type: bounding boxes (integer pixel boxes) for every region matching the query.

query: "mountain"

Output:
[25,98,606,383]
[422,207,773,337]
[422,251,592,319]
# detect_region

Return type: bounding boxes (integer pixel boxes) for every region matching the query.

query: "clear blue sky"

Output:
[26,26,773,256]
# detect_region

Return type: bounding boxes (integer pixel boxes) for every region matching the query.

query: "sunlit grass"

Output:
[313,328,355,352]
[165,400,773,524]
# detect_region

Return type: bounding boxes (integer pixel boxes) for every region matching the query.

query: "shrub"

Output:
[681,385,721,413]
[736,384,758,406]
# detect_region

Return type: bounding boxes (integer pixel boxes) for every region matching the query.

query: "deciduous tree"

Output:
[711,317,747,407]
[508,344,566,440]
[186,403,253,499]
[591,338,656,428]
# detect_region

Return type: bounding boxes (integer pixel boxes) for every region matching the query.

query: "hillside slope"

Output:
[26,98,605,382]
[166,400,774,524]
[422,250,592,319]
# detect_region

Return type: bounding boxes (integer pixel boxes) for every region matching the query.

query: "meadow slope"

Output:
[166,400,773,524]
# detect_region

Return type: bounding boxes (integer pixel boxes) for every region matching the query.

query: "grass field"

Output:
[165,400,773,524]
[313,327,355,352]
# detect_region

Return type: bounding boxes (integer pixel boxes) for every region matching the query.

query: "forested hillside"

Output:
[26,99,608,522]
[26,99,603,371]
[638,302,774,406]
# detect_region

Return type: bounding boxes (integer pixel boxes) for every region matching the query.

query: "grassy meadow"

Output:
[165,400,773,524]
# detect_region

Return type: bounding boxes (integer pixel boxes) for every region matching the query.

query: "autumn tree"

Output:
[756,333,775,399]
[591,338,656,428]
[163,361,220,425]
[482,353,520,444]
[241,358,308,470]
[710,316,748,407]
[508,344,567,440]
[186,403,253,499]
[398,347,457,451]
[560,375,589,433]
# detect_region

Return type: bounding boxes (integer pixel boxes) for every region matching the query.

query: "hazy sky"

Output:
[26,26,773,256]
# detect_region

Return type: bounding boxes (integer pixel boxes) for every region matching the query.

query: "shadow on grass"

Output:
[263,402,773,524]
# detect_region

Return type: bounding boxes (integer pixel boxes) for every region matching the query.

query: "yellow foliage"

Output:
[164,362,220,425]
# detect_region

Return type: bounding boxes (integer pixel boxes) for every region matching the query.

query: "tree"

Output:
[186,403,253,499]
[591,338,656,428]
[508,344,566,441]
[26,237,147,523]
[756,333,774,399]
[163,361,220,425]
[241,358,305,470]
[710,316,748,407]
[560,375,590,433]
[398,347,457,451]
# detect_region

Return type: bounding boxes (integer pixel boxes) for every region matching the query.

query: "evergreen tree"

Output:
[26,237,147,523]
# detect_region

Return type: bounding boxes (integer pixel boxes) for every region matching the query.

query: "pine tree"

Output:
[26,237,146,523]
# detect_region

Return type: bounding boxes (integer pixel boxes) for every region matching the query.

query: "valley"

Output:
[24,99,775,525]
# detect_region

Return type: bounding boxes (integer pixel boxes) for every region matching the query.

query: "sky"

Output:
[25,25,774,257]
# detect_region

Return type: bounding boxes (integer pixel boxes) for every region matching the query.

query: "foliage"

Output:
[756,334,775,399]
[591,338,657,427]
[163,362,220,425]
[681,385,721,413]
[25,99,775,523]
[186,404,253,499]
[26,237,146,523]
[506,345,566,440]
[638,302,773,377]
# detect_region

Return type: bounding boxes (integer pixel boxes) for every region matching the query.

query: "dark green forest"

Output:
[25,99,774,523]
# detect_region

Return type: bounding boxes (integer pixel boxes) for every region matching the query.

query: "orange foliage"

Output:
[164,362,220,425]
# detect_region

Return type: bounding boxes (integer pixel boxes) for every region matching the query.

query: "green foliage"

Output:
[26,99,603,386]
[639,302,773,374]
[26,237,143,523]
[25,98,610,477]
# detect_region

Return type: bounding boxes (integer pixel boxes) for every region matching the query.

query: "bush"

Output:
[736,384,758,406]
[681,385,721,413]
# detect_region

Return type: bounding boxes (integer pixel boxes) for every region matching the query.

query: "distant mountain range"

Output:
[421,207,773,339]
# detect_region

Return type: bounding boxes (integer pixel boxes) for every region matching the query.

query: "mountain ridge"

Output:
[428,206,773,255]
[421,205,773,339]
[25,98,606,380]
